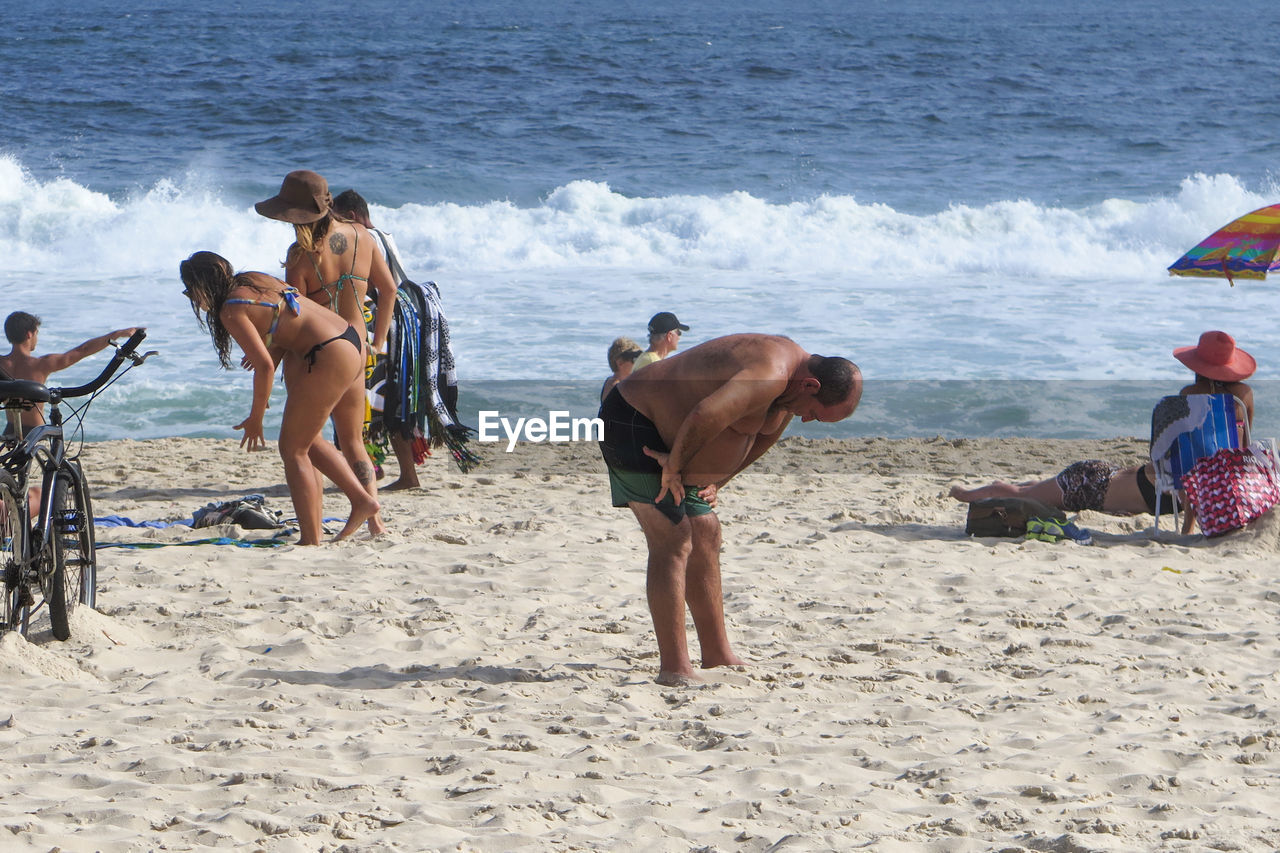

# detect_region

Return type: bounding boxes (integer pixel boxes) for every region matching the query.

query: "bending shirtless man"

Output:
[599,333,862,685]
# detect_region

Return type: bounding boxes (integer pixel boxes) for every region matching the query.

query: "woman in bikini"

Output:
[180,251,380,545]
[255,171,397,536]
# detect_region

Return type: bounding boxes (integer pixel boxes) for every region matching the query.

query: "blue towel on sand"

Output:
[98,536,292,550]
[96,515,194,528]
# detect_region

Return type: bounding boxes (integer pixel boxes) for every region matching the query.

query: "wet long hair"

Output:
[179,251,273,369]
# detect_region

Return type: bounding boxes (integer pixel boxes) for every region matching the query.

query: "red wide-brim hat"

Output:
[1173,330,1256,382]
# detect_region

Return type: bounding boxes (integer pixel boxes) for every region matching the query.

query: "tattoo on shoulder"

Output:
[328,232,349,255]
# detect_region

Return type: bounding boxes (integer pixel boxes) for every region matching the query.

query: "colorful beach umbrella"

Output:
[1168,203,1280,285]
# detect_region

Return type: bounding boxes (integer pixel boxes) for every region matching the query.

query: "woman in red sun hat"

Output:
[1174,330,1255,430]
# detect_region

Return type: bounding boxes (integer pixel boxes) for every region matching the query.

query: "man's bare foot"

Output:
[367,512,387,537]
[334,497,381,541]
[384,478,419,491]
[656,669,703,687]
[949,484,978,502]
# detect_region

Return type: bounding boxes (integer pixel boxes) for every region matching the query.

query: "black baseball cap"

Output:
[648,312,690,335]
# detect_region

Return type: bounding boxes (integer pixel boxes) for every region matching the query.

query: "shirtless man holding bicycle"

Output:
[0,311,142,436]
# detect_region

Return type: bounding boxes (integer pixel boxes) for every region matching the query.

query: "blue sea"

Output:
[4,0,1280,441]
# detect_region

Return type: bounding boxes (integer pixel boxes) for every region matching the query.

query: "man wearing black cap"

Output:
[632,311,689,372]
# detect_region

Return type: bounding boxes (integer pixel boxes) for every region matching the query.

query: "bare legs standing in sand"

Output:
[255,171,398,536]
[278,347,381,543]
[631,499,739,683]
[600,333,861,685]
[180,252,380,545]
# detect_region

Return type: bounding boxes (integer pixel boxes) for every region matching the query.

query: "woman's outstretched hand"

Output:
[234,416,266,451]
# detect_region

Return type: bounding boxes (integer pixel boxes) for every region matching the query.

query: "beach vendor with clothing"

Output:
[256,171,396,535]
[599,333,862,685]
[330,188,421,489]
[1,311,143,436]
[179,251,380,545]
[330,188,478,482]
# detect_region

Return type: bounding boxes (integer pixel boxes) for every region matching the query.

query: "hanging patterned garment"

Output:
[370,229,480,472]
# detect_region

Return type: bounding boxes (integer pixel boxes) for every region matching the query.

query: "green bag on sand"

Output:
[964,497,1066,538]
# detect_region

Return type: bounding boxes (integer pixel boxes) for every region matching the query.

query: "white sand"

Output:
[2,435,1279,851]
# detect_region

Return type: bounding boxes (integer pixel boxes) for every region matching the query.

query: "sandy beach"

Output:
[2,435,1279,852]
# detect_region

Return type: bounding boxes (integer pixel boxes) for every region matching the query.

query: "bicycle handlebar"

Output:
[0,330,149,408]
[53,329,149,400]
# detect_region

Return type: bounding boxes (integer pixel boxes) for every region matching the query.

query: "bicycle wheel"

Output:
[0,471,27,635]
[47,464,94,641]
[64,463,96,609]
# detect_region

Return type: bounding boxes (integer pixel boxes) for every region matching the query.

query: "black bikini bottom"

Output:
[1135,464,1182,516]
[303,325,362,372]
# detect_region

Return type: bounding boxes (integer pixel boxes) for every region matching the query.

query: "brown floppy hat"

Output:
[254,170,332,224]
[1173,330,1256,382]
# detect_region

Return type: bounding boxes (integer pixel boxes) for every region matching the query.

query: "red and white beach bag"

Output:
[1181,445,1280,537]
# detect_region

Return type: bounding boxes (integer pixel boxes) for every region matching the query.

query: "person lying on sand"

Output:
[952,332,1259,536]
[179,251,381,545]
[950,460,1179,520]
[599,333,862,685]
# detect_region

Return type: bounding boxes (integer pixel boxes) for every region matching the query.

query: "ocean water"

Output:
[4,0,1280,441]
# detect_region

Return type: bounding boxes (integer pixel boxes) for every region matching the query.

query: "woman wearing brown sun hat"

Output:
[256,170,398,537]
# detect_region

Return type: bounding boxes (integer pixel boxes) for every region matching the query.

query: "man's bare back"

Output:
[0,350,60,387]
[1,313,140,432]
[601,332,861,685]
[618,333,855,486]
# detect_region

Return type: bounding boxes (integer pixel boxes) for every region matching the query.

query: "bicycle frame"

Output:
[7,417,69,582]
[1,330,152,638]
[1,418,68,635]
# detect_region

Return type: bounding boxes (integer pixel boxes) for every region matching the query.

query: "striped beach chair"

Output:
[1149,394,1248,532]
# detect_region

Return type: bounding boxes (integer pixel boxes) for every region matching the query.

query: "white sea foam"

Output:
[4,155,1274,281]
[3,155,1277,439]
[351,174,1278,282]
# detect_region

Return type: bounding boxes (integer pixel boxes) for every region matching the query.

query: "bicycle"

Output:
[1,329,154,640]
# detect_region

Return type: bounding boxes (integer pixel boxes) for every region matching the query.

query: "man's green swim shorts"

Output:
[598,386,715,525]
[607,466,715,524]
